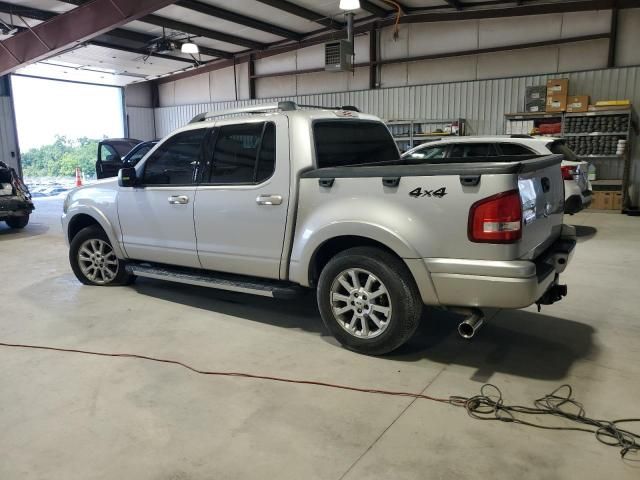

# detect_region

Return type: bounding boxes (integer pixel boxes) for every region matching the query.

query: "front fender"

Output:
[62,183,125,258]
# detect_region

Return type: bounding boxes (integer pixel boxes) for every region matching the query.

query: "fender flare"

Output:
[289,221,420,287]
[66,206,126,259]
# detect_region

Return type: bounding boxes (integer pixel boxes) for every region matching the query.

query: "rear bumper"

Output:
[0,197,35,219]
[423,226,576,309]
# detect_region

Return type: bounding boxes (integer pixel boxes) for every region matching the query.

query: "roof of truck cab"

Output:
[172,108,384,135]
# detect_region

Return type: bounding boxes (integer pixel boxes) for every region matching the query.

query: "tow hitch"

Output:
[536,284,568,312]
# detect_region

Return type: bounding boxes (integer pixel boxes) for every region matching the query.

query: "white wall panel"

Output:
[158,81,175,107]
[210,65,244,102]
[256,75,296,98]
[408,20,478,57]
[255,51,296,75]
[408,56,478,85]
[617,8,640,67]
[380,62,408,88]
[348,67,370,91]
[558,39,609,72]
[380,25,409,61]
[477,46,559,79]
[126,107,156,141]
[297,71,349,95]
[175,72,210,105]
[479,14,563,48]
[561,10,611,38]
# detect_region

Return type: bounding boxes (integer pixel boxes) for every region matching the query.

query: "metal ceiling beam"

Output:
[175,0,303,41]
[58,0,265,49]
[140,14,265,49]
[0,1,233,60]
[89,40,197,64]
[253,0,344,30]
[0,0,181,76]
[360,1,390,18]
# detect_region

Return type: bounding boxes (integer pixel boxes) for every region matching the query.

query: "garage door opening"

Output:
[10,75,125,198]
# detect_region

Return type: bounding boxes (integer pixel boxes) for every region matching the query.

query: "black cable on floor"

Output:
[1,341,638,460]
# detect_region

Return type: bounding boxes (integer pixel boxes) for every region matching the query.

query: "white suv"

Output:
[402,136,592,214]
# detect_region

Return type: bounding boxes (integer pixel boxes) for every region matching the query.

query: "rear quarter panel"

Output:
[289,172,522,286]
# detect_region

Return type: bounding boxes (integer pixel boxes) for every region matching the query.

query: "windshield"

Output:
[547,140,579,161]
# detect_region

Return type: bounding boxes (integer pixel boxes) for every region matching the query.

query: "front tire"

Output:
[317,246,423,355]
[5,214,29,229]
[69,225,133,286]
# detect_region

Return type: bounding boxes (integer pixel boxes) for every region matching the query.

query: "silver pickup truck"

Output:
[62,102,576,355]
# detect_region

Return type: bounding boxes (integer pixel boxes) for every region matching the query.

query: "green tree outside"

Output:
[21,136,100,177]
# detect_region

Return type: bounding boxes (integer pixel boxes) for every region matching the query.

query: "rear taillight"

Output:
[561,165,576,180]
[468,190,522,243]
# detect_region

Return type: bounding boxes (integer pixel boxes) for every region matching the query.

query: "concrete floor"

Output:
[1,197,639,479]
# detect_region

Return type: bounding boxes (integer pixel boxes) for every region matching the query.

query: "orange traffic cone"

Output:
[75,167,83,187]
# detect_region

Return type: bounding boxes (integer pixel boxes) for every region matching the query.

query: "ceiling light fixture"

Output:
[339,0,360,10]
[181,42,199,54]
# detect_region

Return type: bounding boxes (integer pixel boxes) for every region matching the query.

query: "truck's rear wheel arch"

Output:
[68,214,103,243]
[309,236,405,287]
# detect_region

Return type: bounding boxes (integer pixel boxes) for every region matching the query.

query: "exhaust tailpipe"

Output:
[458,310,485,339]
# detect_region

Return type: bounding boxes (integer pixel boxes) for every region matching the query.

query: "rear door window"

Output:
[403,145,448,162]
[449,143,498,158]
[208,122,275,184]
[314,121,399,168]
[498,143,536,155]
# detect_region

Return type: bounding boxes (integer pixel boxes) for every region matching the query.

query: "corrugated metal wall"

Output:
[0,96,20,174]
[148,65,640,197]
[126,107,156,142]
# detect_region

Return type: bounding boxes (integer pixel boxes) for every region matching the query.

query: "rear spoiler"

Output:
[301,154,564,179]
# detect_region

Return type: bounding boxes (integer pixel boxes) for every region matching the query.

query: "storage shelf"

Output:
[505,112,562,119]
[564,132,628,137]
[592,179,623,185]
[565,109,632,117]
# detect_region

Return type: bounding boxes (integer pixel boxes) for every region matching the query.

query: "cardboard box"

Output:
[566,95,589,113]
[526,85,547,101]
[525,99,546,113]
[546,94,567,112]
[546,78,569,95]
[590,191,622,210]
[612,192,623,210]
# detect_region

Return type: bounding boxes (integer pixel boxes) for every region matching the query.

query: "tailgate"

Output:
[517,157,565,259]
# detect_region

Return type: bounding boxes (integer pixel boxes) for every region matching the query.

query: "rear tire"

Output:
[5,214,29,229]
[69,225,134,286]
[317,246,423,355]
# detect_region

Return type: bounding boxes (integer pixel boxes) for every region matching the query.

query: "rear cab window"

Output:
[313,120,399,168]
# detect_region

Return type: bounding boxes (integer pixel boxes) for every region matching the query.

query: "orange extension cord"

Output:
[0,341,455,404]
[1,341,638,458]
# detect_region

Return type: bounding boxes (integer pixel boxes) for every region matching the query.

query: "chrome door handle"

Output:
[168,195,189,205]
[256,194,282,206]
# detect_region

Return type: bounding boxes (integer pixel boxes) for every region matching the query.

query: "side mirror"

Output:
[118,167,137,187]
